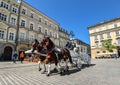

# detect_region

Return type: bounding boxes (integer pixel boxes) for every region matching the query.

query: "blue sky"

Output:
[24,0,120,44]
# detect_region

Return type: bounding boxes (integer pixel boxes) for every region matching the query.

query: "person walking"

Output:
[13,51,18,63]
[20,51,25,63]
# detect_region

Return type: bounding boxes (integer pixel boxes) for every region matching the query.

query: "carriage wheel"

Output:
[76,57,82,70]
[87,59,91,67]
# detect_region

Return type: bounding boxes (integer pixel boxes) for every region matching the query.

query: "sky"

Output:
[24,0,120,44]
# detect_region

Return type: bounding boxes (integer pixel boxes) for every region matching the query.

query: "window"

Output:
[50,31,52,36]
[100,34,104,39]
[103,51,106,53]
[21,20,25,27]
[0,13,7,21]
[12,7,17,13]
[114,24,117,28]
[101,42,104,47]
[50,24,52,27]
[107,32,111,38]
[97,51,100,54]
[30,13,33,18]
[0,2,9,9]
[117,39,120,45]
[20,33,25,41]
[45,30,47,35]
[39,18,41,22]
[106,25,108,30]
[0,30,4,39]
[38,27,42,33]
[22,9,26,14]
[9,32,14,40]
[95,42,99,47]
[30,23,33,30]
[45,21,47,25]
[115,31,119,36]
[11,17,16,25]
[29,35,34,41]
[55,34,57,38]
[94,36,98,40]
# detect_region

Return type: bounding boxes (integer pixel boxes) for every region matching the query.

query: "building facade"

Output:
[88,17,120,58]
[59,27,69,47]
[0,0,69,61]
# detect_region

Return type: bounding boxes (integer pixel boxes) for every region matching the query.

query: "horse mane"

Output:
[44,37,55,49]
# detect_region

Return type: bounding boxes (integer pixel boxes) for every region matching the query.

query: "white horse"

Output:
[69,47,82,70]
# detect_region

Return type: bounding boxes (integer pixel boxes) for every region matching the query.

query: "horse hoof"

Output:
[46,74,50,76]
[39,68,42,71]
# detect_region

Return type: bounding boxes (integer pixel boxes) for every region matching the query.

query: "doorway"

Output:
[3,46,13,61]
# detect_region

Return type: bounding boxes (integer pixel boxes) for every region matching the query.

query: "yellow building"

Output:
[0,0,69,61]
[88,17,120,58]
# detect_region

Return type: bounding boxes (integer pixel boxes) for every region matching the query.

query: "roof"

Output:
[88,17,120,29]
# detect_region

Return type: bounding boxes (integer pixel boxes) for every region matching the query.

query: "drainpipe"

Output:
[14,0,23,51]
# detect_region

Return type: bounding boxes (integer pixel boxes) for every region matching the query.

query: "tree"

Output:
[69,30,75,38]
[103,39,116,52]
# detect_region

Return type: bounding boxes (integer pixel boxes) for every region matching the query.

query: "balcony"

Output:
[94,38,99,43]
[19,39,31,44]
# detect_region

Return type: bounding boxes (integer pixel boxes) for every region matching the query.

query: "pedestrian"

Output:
[12,51,18,63]
[20,51,25,63]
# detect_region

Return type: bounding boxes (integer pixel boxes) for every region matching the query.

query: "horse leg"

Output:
[46,63,51,76]
[68,53,76,67]
[38,61,42,71]
[41,63,47,74]
[64,60,69,72]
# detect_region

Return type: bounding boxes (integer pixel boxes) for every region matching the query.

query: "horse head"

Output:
[41,37,55,51]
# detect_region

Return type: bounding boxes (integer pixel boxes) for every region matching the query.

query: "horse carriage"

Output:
[25,37,91,76]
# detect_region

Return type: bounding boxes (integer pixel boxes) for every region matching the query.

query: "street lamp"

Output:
[15,0,23,51]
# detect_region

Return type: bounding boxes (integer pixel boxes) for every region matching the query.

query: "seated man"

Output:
[65,40,72,49]
[65,40,76,50]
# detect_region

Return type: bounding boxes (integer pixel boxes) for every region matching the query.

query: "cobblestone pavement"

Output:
[0,59,120,85]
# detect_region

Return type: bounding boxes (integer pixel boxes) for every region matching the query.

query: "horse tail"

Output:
[64,48,73,64]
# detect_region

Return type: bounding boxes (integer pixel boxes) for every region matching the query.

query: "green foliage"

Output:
[103,39,116,52]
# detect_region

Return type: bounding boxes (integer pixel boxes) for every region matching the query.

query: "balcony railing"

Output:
[19,39,32,44]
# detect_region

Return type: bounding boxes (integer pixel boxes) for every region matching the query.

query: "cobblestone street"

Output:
[0,59,120,85]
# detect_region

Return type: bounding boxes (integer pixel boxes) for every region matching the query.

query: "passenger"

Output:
[65,40,72,49]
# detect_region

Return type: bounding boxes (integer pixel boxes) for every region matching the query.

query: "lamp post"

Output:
[15,0,23,51]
